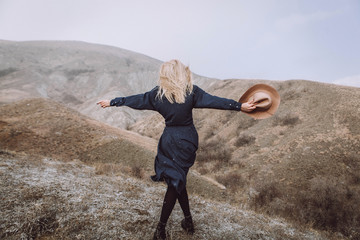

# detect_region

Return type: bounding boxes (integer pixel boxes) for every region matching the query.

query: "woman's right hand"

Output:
[241,99,256,112]
[97,100,110,108]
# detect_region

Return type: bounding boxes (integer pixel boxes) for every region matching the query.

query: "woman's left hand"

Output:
[97,100,110,108]
[241,99,256,112]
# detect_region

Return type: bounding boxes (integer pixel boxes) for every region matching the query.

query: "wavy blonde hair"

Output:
[156,59,193,104]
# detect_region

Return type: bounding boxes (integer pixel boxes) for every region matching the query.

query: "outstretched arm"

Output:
[193,86,255,112]
[97,87,157,111]
[97,100,110,108]
[193,86,241,110]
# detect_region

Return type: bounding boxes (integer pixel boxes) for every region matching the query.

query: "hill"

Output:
[0,98,330,239]
[130,78,360,238]
[1,40,359,238]
[0,98,232,201]
[0,40,216,129]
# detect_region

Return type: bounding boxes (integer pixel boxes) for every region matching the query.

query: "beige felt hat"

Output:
[239,84,280,119]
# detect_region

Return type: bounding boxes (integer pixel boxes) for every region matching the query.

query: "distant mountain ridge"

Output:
[0,40,216,128]
[0,40,161,128]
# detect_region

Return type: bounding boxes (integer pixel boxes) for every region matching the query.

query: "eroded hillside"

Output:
[0,99,331,240]
[1,40,359,239]
[130,79,360,238]
[0,98,229,201]
[0,40,217,129]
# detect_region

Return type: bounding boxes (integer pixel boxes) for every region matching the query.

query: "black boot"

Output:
[153,221,167,240]
[181,215,194,234]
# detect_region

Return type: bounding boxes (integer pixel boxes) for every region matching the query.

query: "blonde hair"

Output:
[156,59,193,104]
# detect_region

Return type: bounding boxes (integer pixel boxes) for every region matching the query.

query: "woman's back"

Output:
[153,86,194,127]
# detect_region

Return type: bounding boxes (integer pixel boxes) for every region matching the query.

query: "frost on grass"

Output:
[0,155,328,240]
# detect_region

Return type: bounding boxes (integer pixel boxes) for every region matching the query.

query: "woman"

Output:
[97,60,255,240]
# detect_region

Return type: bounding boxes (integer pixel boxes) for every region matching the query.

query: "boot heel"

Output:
[153,221,167,240]
[181,216,194,234]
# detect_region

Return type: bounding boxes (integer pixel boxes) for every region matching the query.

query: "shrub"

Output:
[64,69,94,81]
[249,176,360,238]
[236,117,257,131]
[234,134,255,147]
[22,205,59,240]
[249,180,282,212]
[216,172,245,190]
[202,127,216,140]
[196,139,232,164]
[294,177,360,236]
[198,166,209,175]
[93,163,145,179]
[0,67,17,77]
[273,114,300,127]
[1,187,60,240]
[94,163,122,175]
[131,166,145,179]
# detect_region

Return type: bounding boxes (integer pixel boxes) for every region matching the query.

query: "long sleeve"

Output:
[110,87,157,111]
[193,86,242,111]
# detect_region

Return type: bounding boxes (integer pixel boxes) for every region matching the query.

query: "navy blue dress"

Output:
[110,85,242,193]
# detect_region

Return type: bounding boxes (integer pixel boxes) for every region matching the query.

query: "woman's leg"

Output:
[177,187,194,234]
[160,185,178,223]
[154,185,178,239]
[177,187,191,217]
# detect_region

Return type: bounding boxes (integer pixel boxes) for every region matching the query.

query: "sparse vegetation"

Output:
[1,40,360,239]
[196,138,232,164]
[0,153,329,240]
[236,117,257,131]
[64,68,95,81]
[0,67,17,77]
[294,177,360,236]
[250,179,282,212]
[1,92,359,239]
[131,165,145,179]
[94,162,123,175]
[215,172,246,190]
[273,113,300,127]
[249,176,360,239]
[235,134,256,147]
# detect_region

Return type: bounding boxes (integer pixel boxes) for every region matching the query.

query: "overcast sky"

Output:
[0,0,359,87]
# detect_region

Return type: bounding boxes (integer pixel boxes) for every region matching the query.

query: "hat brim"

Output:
[239,84,280,119]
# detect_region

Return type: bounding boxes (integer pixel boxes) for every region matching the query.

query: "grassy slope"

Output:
[0,98,227,201]
[0,98,333,239]
[0,153,330,240]
[130,79,360,238]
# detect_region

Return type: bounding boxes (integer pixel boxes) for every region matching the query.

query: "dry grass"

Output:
[234,134,256,147]
[3,41,360,239]
[0,152,330,240]
[273,113,301,127]
[1,81,360,239]
[130,79,360,238]
[249,174,360,239]
[294,177,360,236]
[196,137,232,165]
[246,152,360,240]
[215,171,246,191]
[190,80,360,239]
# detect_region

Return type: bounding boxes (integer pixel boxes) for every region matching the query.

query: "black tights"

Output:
[160,185,191,224]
